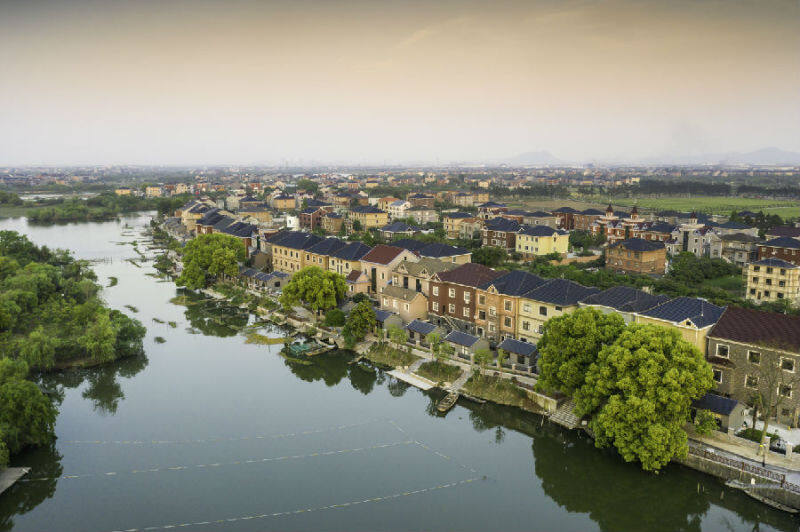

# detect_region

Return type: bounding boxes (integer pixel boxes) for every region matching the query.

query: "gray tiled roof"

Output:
[445,330,480,347]
[498,338,537,357]
[523,279,600,306]
[406,320,437,336]
[580,285,669,313]
[639,296,725,328]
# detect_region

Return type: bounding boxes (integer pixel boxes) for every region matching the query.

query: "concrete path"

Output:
[0,467,30,496]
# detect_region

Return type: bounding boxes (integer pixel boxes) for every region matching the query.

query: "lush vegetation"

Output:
[364,341,418,367]
[416,360,462,384]
[343,300,376,347]
[279,266,347,313]
[0,231,146,467]
[25,192,193,224]
[472,246,509,267]
[176,233,246,289]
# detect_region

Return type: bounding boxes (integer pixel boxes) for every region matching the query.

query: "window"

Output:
[712,369,722,383]
[778,293,785,299]
[766,267,773,274]
[752,277,759,283]
[555,306,563,312]
[753,265,760,272]
[746,375,758,388]
[489,307,496,317]
[478,295,486,304]
[432,286,439,296]
[749,288,756,295]
[716,345,729,358]
[748,351,761,365]
[782,358,795,372]
[504,300,512,312]
[432,302,439,311]
[764,291,771,297]
[392,300,397,309]
[523,303,531,313]
[780,269,787,276]
[522,321,530,331]
[478,311,486,320]
[780,385,792,398]
[504,317,512,327]
[464,293,470,303]
[488,324,496,332]
[448,288,456,298]
[448,304,455,313]
[382,298,388,306]
[782,408,792,417]
[539,306,547,316]
[463,308,469,317]
[404,303,409,311]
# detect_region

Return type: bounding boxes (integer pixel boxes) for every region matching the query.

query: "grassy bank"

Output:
[463,373,539,412]
[416,360,463,384]
[363,342,419,368]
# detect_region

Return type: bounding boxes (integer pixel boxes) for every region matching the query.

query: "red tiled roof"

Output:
[709,306,800,352]
[360,244,405,265]
[436,263,502,287]
[346,270,364,282]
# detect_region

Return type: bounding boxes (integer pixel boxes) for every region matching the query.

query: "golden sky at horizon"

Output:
[1,0,798,165]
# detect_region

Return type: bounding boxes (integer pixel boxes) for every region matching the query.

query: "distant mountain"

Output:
[501,150,563,166]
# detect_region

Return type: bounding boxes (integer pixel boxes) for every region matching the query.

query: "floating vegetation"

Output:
[152,318,165,324]
[124,304,139,313]
[145,272,160,277]
[167,321,177,328]
[125,258,141,268]
[154,336,166,344]
[186,327,200,335]
[107,276,118,287]
[245,332,290,345]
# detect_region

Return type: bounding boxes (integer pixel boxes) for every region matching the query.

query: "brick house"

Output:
[428,263,503,334]
[481,217,520,251]
[706,306,800,427]
[360,245,418,295]
[757,236,800,267]
[474,270,547,343]
[604,238,667,275]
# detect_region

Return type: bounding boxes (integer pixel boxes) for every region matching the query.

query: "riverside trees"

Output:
[176,233,246,290]
[537,308,713,471]
[279,266,347,313]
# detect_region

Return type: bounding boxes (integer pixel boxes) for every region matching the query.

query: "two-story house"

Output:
[474,270,547,343]
[360,245,417,295]
[428,263,503,335]
[745,258,800,306]
[516,279,599,343]
[516,225,569,259]
[635,296,726,355]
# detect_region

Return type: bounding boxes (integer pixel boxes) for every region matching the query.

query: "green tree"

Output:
[472,246,508,267]
[343,301,376,347]
[473,348,493,380]
[387,325,407,352]
[537,308,625,395]
[323,308,346,327]
[279,266,347,313]
[352,220,363,232]
[18,326,57,369]
[496,348,508,369]
[296,179,319,194]
[439,341,455,361]
[575,324,714,471]
[176,233,246,289]
[693,410,717,436]
[426,332,442,359]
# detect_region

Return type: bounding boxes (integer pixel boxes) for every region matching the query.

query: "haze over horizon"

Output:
[1,0,798,166]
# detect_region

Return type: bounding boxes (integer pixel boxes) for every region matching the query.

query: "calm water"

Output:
[0,214,797,532]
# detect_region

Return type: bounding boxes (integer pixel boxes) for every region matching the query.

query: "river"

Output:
[0,214,796,532]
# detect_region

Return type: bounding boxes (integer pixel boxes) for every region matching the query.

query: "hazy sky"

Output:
[1,0,798,165]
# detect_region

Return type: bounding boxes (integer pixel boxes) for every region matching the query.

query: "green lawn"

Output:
[704,275,744,296]
[416,361,463,384]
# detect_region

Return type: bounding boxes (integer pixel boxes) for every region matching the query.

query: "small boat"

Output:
[437,391,459,412]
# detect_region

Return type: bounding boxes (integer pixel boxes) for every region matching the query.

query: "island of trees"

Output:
[0,231,146,468]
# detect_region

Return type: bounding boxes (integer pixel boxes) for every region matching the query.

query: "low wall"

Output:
[525,389,561,413]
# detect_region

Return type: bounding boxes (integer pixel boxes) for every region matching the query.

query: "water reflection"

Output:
[172,289,249,337]
[0,443,63,532]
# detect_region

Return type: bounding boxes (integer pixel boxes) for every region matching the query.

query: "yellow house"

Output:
[634,296,726,356]
[516,226,569,259]
[516,279,599,343]
[272,193,296,211]
[745,258,800,307]
[145,186,163,198]
[349,205,389,229]
[327,241,373,276]
[380,286,429,323]
[268,231,323,274]
[115,187,132,196]
[303,238,347,271]
[443,212,476,239]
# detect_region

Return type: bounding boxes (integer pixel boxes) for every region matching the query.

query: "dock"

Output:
[387,369,434,390]
[286,341,334,357]
[0,467,30,496]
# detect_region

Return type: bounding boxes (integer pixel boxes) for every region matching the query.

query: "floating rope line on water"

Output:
[21,441,415,482]
[389,419,478,475]
[60,419,380,446]
[108,477,481,532]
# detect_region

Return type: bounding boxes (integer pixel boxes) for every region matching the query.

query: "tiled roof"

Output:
[306,199,332,207]
[332,241,372,261]
[752,258,798,268]
[527,211,553,217]
[268,231,323,250]
[761,236,800,250]
[580,285,669,313]
[484,217,520,232]
[436,263,503,287]
[222,221,257,238]
[373,309,396,323]
[609,238,665,252]
[480,270,547,296]
[639,297,725,328]
[720,233,761,243]
[717,220,753,230]
[522,279,599,306]
[767,226,800,238]
[498,338,538,357]
[708,306,800,352]
[380,222,418,233]
[306,237,346,256]
[361,244,406,265]
[212,216,236,231]
[418,242,469,258]
[445,330,481,347]
[477,201,506,208]
[346,270,366,282]
[518,225,562,237]
[406,320,437,336]
[391,238,429,253]
[351,205,385,214]
[580,208,605,215]
[382,285,421,302]
[324,212,343,218]
[692,393,740,416]
[393,258,458,277]
[551,206,578,213]
[645,222,676,234]
[443,212,474,219]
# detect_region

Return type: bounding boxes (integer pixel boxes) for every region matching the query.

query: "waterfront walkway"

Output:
[0,468,29,496]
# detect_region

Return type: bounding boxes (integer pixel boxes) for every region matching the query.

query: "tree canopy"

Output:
[343,301,376,347]
[537,308,625,395]
[575,324,714,471]
[279,266,347,312]
[176,233,246,289]
[472,246,508,267]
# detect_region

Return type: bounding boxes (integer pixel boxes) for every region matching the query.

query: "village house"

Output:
[373,309,404,333]
[361,245,418,295]
[523,211,559,228]
[706,306,800,427]
[428,263,503,335]
[516,279,599,343]
[387,200,412,220]
[474,270,547,343]
[573,208,605,231]
[321,212,344,234]
[605,238,667,275]
[115,187,133,196]
[345,270,370,295]
[407,192,436,209]
[516,225,569,259]
[304,238,347,270]
[407,207,438,225]
[376,196,400,211]
[299,206,329,230]
[477,201,508,220]
[551,206,579,230]
[349,205,389,229]
[380,285,429,323]
[328,241,372,276]
[444,331,491,363]
[271,193,296,211]
[635,296,726,356]
[745,258,800,306]
[145,186,163,198]
[238,203,273,223]
[757,236,800,267]
[443,212,477,239]
[720,233,761,267]
[481,217,520,252]
[497,337,538,374]
[379,222,420,240]
[405,320,445,349]
[267,231,323,274]
[391,257,458,296]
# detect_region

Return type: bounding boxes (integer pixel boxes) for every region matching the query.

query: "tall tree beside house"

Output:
[473,348,493,381]
[279,266,347,313]
[496,348,508,369]
[439,341,455,361]
[575,324,714,471]
[343,301,376,348]
[426,332,442,359]
[176,233,246,290]
[387,325,407,353]
[472,246,508,267]
[747,350,800,446]
[537,308,626,395]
